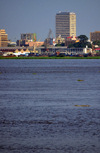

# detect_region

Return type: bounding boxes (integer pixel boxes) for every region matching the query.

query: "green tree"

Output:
[55,43,65,47]
[93,40,100,46]
[78,35,88,43]
[68,35,92,48]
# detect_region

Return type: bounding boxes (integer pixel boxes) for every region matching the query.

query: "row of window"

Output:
[56,27,70,29]
[67,48,83,51]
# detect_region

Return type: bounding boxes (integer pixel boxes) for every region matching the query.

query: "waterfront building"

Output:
[90,31,100,42]
[0,46,35,56]
[56,11,76,39]
[0,46,92,56]
[37,46,92,56]
[0,29,8,47]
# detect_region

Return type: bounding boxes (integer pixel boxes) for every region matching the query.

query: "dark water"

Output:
[0,59,100,153]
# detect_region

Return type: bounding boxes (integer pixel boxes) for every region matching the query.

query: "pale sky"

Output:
[0,0,100,41]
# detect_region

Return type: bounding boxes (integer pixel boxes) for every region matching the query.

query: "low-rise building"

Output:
[65,36,77,46]
[55,35,65,44]
[37,46,92,56]
[25,41,44,47]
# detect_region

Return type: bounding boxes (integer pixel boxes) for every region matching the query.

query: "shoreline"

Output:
[0,56,100,59]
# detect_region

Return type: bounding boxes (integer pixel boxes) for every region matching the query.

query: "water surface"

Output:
[0,59,100,153]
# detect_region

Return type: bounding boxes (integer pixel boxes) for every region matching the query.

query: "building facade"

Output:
[56,11,76,39]
[55,35,65,44]
[90,31,100,42]
[37,46,92,56]
[0,29,8,47]
[25,41,44,47]
[21,33,36,42]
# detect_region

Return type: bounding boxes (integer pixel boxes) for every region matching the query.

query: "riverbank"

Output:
[0,56,100,59]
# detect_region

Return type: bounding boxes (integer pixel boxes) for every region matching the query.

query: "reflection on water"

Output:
[0,59,100,153]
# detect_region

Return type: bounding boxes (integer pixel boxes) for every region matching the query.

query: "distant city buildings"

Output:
[25,41,44,47]
[0,29,8,47]
[55,35,65,44]
[17,33,37,47]
[90,31,100,41]
[16,33,44,47]
[21,33,36,42]
[56,11,76,39]
[65,36,77,46]
[1,11,100,57]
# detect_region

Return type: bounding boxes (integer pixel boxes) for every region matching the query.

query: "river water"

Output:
[0,59,100,153]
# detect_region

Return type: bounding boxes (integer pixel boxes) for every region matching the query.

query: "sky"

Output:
[0,0,100,41]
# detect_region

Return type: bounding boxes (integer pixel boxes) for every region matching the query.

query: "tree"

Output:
[93,40,100,46]
[78,35,88,43]
[68,35,92,48]
[55,43,65,47]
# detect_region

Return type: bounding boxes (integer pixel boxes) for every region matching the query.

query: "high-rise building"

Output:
[0,29,8,47]
[90,31,100,41]
[56,11,76,38]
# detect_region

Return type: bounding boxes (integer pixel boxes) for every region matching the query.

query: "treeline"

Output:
[56,35,100,48]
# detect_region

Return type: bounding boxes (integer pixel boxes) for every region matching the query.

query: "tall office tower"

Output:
[56,11,76,38]
[0,29,8,47]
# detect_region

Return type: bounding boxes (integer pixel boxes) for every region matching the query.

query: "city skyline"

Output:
[0,0,100,41]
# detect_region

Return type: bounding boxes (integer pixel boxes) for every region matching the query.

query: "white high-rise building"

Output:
[56,11,76,38]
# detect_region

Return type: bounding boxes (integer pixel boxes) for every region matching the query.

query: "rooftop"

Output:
[56,11,75,15]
